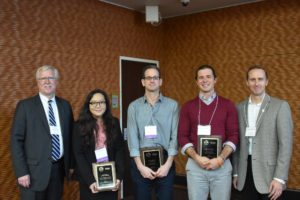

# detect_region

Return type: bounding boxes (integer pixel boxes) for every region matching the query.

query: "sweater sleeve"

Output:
[224,100,239,148]
[178,102,194,149]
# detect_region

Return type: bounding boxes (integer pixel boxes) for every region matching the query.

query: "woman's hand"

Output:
[112,179,121,191]
[89,182,100,193]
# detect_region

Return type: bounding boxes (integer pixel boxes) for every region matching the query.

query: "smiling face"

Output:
[37,69,58,98]
[89,93,107,119]
[196,68,217,94]
[246,68,268,97]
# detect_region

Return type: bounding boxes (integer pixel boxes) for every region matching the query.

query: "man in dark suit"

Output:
[232,66,293,200]
[11,65,74,200]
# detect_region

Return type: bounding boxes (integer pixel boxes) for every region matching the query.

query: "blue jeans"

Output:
[130,159,175,200]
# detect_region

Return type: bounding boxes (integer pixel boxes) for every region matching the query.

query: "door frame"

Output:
[119,56,159,129]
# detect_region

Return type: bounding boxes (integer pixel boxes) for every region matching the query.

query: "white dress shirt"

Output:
[39,93,64,159]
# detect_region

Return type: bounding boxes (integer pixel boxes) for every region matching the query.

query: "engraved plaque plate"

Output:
[140,147,163,172]
[198,136,221,159]
[92,161,116,191]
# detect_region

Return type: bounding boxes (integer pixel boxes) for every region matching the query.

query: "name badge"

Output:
[145,125,157,139]
[50,126,60,134]
[245,127,256,137]
[197,125,211,135]
[95,147,109,163]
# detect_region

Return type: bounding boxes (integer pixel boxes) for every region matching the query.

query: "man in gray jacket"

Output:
[233,65,293,200]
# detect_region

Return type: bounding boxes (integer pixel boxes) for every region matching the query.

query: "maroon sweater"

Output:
[178,96,239,152]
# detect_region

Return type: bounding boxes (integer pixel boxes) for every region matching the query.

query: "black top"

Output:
[72,117,125,186]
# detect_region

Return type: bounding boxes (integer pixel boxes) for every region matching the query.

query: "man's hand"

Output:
[269,180,284,200]
[68,169,75,179]
[205,157,223,170]
[156,163,171,178]
[194,154,210,169]
[156,156,173,178]
[138,165,156,180]
[232,176,238,189]
[185,147,209,169]
[18,175,30,188]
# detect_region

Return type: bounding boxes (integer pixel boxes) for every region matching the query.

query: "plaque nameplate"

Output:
[198,136,222,159]
[140,147,164,172]
[92,161,116,191]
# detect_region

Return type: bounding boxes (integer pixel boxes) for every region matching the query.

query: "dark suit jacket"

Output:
[73,117,125,187]
[11,94,74,191]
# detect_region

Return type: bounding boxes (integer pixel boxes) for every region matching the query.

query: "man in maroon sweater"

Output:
[178,65,239,200]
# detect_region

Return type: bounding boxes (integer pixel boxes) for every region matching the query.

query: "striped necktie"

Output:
[48,100,60,161]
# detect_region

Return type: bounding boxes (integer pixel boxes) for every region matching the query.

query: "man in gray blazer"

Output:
[11,65,74,200]
[232,66,293,200]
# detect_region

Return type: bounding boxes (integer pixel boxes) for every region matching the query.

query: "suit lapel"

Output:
[255,94,271,132]
[242,100,248,129]
[34,95,50,134]
[55,97,65,136]
[240,100,251,148]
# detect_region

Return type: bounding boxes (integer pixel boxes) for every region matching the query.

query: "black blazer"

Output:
[10,95,74,191]
[73,117,125,187]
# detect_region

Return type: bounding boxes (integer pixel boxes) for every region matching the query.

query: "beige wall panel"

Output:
[0,0,164,199]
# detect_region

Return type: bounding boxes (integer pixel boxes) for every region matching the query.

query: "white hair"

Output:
[35,65,60,80]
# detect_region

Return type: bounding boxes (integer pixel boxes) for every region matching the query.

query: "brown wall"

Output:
[0,0,299,199]
[162,0,300,190]
[0,0,163,199]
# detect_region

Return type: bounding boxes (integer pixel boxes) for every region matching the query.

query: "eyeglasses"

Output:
[37,77,56,81]
[143,76,160,81]
[89,101,106,106]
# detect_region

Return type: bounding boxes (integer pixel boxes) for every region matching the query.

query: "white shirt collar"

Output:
[39,92,56,103]
[248,93,265,106]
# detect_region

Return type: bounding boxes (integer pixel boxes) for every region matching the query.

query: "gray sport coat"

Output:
[232,94,293,193]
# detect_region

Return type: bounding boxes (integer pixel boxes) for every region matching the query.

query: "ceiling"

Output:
[99,0,263,18]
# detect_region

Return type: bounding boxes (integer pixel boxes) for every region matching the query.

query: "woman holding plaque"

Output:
[73,89,124,200]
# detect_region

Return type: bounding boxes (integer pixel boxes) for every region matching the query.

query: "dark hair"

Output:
[246,65,268,80]
[77,89,115,149]
[142,65,160,79]
[195,64,217,80]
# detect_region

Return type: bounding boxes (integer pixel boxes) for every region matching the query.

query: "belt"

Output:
[52,157,63,164]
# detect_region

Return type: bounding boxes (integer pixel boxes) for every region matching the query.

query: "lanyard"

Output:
[146,100,161,126]
[198,96,219,125]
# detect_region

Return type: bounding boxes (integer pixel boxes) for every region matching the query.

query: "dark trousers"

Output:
[20,160,64,200]
[240,156,282,200]
[130,159,175,200]
[79,182,117,200]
